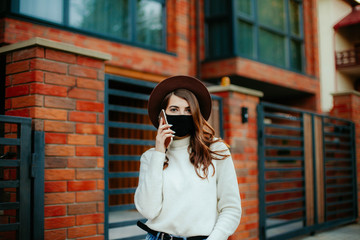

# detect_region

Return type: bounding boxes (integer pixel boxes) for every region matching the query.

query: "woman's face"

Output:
[165,94,191,116]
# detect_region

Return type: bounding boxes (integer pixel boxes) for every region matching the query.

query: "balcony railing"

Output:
[335,49,360,68]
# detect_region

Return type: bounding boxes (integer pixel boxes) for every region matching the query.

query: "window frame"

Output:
[236,0,305,72]
[10,0,168,53]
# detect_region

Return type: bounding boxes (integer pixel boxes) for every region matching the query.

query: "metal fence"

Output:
[257,102,357,240]
[0,115,44,240]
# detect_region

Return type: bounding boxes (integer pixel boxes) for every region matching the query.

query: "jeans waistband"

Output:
[137,221,208,240]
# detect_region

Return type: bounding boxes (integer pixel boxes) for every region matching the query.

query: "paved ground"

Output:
[292,223,360,240]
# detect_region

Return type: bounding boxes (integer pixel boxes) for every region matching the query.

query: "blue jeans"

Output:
[145,233,207,240]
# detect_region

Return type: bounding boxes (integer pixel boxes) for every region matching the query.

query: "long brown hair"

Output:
[161,89,229,179]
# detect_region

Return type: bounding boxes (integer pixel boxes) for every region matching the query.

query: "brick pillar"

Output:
[330,91,360,218]
[1,38,111,240]
[209,85,263,240]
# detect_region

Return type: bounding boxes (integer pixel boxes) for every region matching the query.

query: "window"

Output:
[205,0,233,58]
[12,0,166,50]
[206,0,304,72]
[0,1,9,15]
[69,0,130,40]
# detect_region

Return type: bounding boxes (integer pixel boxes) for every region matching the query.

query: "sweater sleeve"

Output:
[207,143,242,240]
[134,150,166,220]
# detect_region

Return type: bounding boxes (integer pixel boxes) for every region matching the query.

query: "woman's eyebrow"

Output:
[168,105,179,108]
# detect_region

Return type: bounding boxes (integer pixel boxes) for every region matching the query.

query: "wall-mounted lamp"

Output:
[241,107,248,123]
[221,76,230,86]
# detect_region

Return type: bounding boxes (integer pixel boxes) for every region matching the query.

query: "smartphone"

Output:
[159,109,168,125]
[159,109,172,148]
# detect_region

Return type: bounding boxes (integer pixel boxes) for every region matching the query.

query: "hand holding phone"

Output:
[158,109,173,149]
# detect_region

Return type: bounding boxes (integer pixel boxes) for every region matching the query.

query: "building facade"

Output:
[0,0,358,240]
[317,0,360,112]
[317,0,360,229]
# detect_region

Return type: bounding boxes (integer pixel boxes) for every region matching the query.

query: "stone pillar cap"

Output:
[0,37,112,60]
[208,84,264,97]
[331,90,360,97]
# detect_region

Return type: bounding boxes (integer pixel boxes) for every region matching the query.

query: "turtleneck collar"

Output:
[169,136,190,150]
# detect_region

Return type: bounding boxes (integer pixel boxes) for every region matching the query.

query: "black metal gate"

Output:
[0,115,44,240]
[257,102,358,240]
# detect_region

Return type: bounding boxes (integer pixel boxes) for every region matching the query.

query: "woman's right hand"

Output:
[155,118,174,153]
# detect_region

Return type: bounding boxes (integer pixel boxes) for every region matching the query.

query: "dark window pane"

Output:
[237,20,254,57]
[136,0,163,48]
[291,39,302,71]
[19,0,63,23]
[258,0,285,31]
[259,29,285,67]
[208,0,228,16]
[289,0,300,36]
[69,0,129,40]
[208,21,232,58]
[236,0,252,16]
[0,1,8,13]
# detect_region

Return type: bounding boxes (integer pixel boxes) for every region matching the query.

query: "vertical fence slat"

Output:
[33,131,45,240]
[19,120,32,240]
[257,103,266,240]
[304,114,314,226]
[315,116,324,224]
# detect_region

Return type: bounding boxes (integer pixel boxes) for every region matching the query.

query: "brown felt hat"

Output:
[148,75,212,128]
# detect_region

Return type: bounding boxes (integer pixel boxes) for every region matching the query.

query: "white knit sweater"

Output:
[134,137,241,240]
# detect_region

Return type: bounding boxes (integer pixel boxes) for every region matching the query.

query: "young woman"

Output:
[135,75,241,240]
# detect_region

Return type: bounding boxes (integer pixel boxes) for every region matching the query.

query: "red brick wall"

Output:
[5,45,105,240]
[330,93,360,218]
[212,89,260,240]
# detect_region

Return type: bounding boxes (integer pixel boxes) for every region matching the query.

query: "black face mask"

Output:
[166,114,195,137]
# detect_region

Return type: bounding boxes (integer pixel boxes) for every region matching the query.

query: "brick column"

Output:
[330,91,360,218]
[0,37,111,240]
[209,85,263,240]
